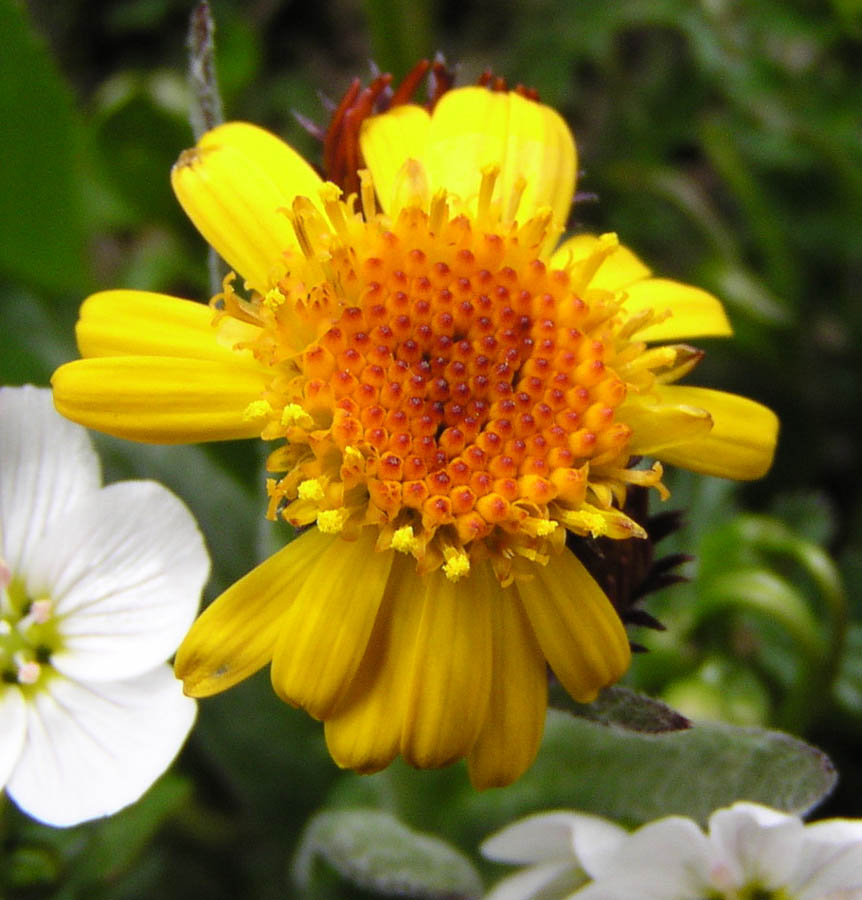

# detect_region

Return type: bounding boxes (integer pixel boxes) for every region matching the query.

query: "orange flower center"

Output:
[219,176,666,583]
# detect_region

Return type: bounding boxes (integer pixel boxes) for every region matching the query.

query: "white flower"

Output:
[0,385,209,827]
[482,803,862,900]
[481,811,627,900]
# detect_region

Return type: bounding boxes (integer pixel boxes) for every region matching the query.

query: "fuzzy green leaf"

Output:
[294,808,482,899]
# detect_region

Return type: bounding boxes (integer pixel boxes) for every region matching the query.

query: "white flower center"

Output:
[0,558,59,690]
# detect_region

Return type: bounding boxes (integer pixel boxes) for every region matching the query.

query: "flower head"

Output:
[51,76,777,787]
[0,386,209,826]
[482,803,862,900]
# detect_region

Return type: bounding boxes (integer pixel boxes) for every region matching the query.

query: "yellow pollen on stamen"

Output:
[442,547,471,582]
[391,526,419,554]
[243,399,272,421]
[221,167,693,582]
[535,519,558,537]
[317,508,349,534]
[263,288,286,310]
[320,182,350,239]
[281,404,314,429]
[563,509,610,538]
[297,478,326,502]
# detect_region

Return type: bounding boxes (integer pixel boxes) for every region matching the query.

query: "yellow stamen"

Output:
[391,525,419,554]
[535,519,558,537]
[243,399,272,421]
[477,163,500,224]
[358,168,376,219]
[281,404,314,429]
[263,288,286,310]
[297,478,325,502]
[317,508,349,534]
[442,547,471,581]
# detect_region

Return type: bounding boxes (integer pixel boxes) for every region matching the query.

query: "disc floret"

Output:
[214,170,674,584]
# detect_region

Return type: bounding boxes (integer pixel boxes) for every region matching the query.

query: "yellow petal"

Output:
[175,529,337,697]
[75,290,262,368]
[552,234,652,290]
[198,122,324,206]
[52,357,268,443]
[270,528,394,719]
[400,562,494,769]
[425,86,576,228]
[620,396,714,455]
[516,550,630,703]
[172,123,323,293]
[622,278,732,342]
[648,385,778,480]
[324,556,422,773]
[359,104,431,214]
[466,583,548,789]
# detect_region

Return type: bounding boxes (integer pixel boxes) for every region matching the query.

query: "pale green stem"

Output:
[187,1,226,296]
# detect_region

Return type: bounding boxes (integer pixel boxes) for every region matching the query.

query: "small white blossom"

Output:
[482,811,627,900]
[0,385,209,827]
[482,803,862,900]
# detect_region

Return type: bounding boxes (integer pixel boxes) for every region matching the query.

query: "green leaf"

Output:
[0,283,78,386]
[7,774,192,896]
[1,843,62,892]
[550,684,691,734]
[833,625,862,723]
[453,711,835,831]
[770,491,838,547]
[294,809,483,900]
[327,711,835,862]
[0,0,88,294]
[91,74,193,226]
[64,774,192,889]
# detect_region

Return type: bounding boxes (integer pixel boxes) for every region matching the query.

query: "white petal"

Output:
[482,811,625,867]
[709,803,803,888]
[579,881,703,900]
[582,817,712,894]
[484,861,581,900]
[0,386,101,574]
[806,820,862,845]
[0,687,27,788]
[716,800,796,829]
[27,481,209,681]
[571,816,634,877]
[793,841,862,900]
[6,667,196,827]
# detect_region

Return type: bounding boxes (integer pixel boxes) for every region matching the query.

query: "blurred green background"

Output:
[1,0,861,896]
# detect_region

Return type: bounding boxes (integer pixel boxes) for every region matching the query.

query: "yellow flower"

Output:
[52,85,778,788]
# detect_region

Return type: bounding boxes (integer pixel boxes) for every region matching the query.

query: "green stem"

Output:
[186,2,226,297]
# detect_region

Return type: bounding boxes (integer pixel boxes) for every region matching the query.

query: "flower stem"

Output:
[187,1,226,296]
